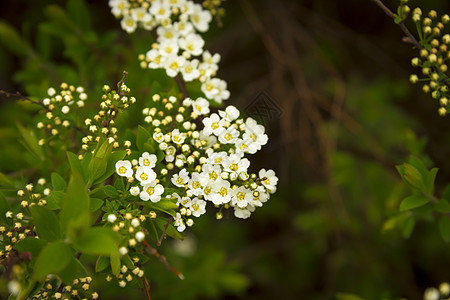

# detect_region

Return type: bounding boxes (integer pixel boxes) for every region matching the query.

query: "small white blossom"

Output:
[115,160,134,177]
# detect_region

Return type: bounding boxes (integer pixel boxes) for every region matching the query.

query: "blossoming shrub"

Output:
[0,0,277,299]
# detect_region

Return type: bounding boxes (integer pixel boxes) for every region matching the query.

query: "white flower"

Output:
[243,118,268,152]
[190,197,206,217]
[218,127,240,144]
[191,97,210,115]
[173,20,194,36]
[222,154,250,174]
[187,172,207,196]
[231,186,253,208]
[163,54,186,77]
[61,106,70,114]
[147,48,166,69]
[109,0,129,17]
[157,26,179,41]
[140,181,164,202]
[171,168,190,187]
[171,128,187,144]
[107,214,117,223]
[121,16,137,33]
[135,166,157,185]
[188,3,212,32]
[131,7,151,23]
[210,180,231,205]
[130,186,140,196]
[202,113,225,136]
[424,288,440,300]
[178,33,205,56]
[174,213,186,232]
[135,231,145,242]
[202,78,230,103]
[233,205,255,219]
[149,1,171,21]
[258,169,278,191]
[207,151,229,165]
[159,39,179,56]
[180,59,201,82]
[139,152,157,168]
[116,160,133,177]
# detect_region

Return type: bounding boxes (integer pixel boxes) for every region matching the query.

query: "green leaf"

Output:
[33,241,72,281]
[110,255,120,276]
[0,172,16,189]
[88,157,107,185]
[66,151,86,182]
[95,256,110,272]
[148,199,178,216]
[396,163,427,191]
[14,237,47,258]
[103,185,120,198]
[94,150,127,184]
[67,0,91,31]
[51,172,67,190]
[17,123,45,161]
[137,125,151,152]
[73,227,119,257]
[401,216,415,238]
[336,293,365,300]
[57,257,88,283]
[90,198,104,212]
[0,193,11,225]
[0,21,31,57]
[400,195,430,211]
[60,172,90,240]
[154,218,184,240]
[30,206,61,242]
[425,168,438,194]
[435,198,450,213]
[46,191,65,210]
[439,216,450,243]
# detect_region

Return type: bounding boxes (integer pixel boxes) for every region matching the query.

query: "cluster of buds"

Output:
[36,83,87,147]
[424,282,450,300]
[405,4,450,116]
[31,277,99,300]
[81,83,135,154]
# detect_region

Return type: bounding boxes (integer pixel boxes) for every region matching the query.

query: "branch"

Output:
[371,0,450,89]
[142,277,152,300]
[157,216,173,246]
[117,70,129,96]
[142,240,184,280]
[0,90,47,109]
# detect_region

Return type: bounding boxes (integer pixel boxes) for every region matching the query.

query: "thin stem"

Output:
[142,240,184,280]
[157,216,173,246]
[371,0,450,89]
[143,277,152,300]
[117,70,129,96]
[0,90,47,110]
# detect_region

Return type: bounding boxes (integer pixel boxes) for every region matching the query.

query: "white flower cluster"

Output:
[36,83,87,146]
[116,94,278,232]
[108,0,230,103]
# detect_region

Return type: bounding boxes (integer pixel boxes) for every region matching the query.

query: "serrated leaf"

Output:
[400,195,430,211]
[33,241,72,281]
[51,172,67,190]
[14,237,47,258]
[439,216,450,243]
[30,206,61,242]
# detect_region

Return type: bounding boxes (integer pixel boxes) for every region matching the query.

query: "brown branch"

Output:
[157,216,173,246]
[0,90,47,109]
[175,74,189,99]
[143,277,152,300]
[117,70,129,96]
[142,240,184,280]
[371,0,450,89]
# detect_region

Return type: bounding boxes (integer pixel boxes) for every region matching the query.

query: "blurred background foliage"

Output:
[2,0,450,299]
